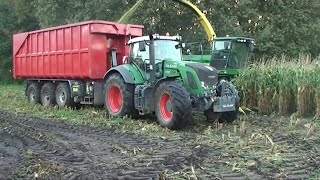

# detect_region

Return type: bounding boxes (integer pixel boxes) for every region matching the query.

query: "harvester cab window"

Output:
[229,42,250,69]
[212,40,251,69]
[211,41,231,69]
[213,41,231,60]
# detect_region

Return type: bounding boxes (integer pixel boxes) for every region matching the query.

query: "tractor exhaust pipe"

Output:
[149,35,156,84]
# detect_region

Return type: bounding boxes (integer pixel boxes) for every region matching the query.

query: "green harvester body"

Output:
[183,37,255,80]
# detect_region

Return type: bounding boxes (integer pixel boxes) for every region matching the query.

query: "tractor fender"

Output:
[104,66,138,84]
[152,77,178,96]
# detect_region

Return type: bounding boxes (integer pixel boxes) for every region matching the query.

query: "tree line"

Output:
[1,0,319,82]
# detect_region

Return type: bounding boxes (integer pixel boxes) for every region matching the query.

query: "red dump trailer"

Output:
[13,21,144,106]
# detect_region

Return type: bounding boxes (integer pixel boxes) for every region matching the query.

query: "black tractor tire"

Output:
[41,83,57,107]
[220,97,239,123]
[155,82,192,130]
[204,109,221,122]
[219,82,240,123]
[55,82,74,108]
[26,83,41,104]
[104,73,137,117]
[205,81,240,123]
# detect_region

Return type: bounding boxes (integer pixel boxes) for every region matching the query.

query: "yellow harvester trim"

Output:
[117,0,145,24]
[118,0,216,42]
[174,0,216,42]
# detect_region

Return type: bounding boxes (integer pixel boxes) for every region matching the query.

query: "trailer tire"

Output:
[104,73,137,117]
[56,83,73,107]
[155,82,192,130]
[27,83,41,104]
[41,83,57,107]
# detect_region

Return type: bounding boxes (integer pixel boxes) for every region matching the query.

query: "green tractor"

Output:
[117,0,255,80]
[104,35,240,129]
[183,37,255,80]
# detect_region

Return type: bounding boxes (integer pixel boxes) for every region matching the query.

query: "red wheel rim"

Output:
[160,93,172,122]
[108,86,123,113]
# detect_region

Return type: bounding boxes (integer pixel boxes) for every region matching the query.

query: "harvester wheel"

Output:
[55,83,73,107]
[26,82,41,104]
[41,83,57,107]
[155,82,192,130]
[104,73,137,117]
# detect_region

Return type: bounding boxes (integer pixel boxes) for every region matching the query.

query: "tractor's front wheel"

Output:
[155,82,192,130]
[206,81,240,123]
[104,73,136,117]
[204,109,220,122]
[220,97,239,123]
[219,82,240,123]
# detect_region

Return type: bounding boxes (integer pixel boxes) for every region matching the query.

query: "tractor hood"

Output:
[185,62,218,88]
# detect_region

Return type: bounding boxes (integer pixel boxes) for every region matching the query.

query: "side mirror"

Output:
[175,42,186,49]
[199,44,203,52]
[122,56,128,64]
[224,41,231,50]
[249,43,255,52]
[139,41,146,51]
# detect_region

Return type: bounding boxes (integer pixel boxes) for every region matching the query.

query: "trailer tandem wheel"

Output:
[41,83,57,107]
[56,83,74,108]
[26,82,41,104]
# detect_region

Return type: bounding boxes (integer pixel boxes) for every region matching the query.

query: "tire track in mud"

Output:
[0,111,319,179]
[248,136,320,180]
[0,112,212,179]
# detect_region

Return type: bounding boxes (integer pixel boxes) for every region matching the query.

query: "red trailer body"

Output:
[13,21,144,80]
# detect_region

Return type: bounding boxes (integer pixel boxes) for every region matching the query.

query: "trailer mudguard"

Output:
[103,65,144,84]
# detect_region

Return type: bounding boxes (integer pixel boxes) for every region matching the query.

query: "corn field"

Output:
[234,55,320,118]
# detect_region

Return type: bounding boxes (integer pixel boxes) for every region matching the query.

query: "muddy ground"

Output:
[0,111,319,179]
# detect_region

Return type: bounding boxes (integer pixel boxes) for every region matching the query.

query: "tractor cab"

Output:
[127,35,184,81]
[211,37,255,74]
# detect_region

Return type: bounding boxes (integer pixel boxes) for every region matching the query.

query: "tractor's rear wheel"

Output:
[155,82,192,130]
[104,73,137,117]
[55,82,74,107]
[26,82,41,104]
[41,83,57,107]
